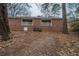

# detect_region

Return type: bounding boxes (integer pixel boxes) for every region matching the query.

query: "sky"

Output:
[29,3,77,18]
[8,3,76,18]
[29,3,62,18]
[30,4,42,17]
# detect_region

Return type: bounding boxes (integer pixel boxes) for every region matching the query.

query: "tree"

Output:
[75,6,79,18]
[62,3,68,34]
[51,4,61,17]
[67,3,79,21]
[0,3,10,41]
[7,3,31,17]
[40,3,61,18]
[67,3,77,21]
[41,3,50,18]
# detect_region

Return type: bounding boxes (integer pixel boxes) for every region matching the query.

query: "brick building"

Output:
[8,17,63,32]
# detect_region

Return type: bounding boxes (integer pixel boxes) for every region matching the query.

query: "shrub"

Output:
[70,21,79,32]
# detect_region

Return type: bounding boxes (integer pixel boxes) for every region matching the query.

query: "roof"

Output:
[8,16,62,20]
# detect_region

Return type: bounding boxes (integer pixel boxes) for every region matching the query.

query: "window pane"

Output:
[23,19,32,26]
[23,19,32,22]
[41,20,51,26]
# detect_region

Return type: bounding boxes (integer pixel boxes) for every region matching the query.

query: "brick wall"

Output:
[8,17,63,32]
[8,17,22,31]
[51,19,63,32]
[33,20,41,27]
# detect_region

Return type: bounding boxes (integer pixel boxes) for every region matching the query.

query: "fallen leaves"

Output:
[0,31,79,56]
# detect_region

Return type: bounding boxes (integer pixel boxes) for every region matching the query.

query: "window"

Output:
[41,20,52,26]
[23,19,32,26]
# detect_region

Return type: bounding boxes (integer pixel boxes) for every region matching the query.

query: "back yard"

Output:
[0,31,79,56]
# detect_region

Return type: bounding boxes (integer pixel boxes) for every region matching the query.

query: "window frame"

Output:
[41,19,52,27]
[22,19,33,26]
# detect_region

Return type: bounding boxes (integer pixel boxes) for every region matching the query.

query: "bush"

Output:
[70,21,79,32]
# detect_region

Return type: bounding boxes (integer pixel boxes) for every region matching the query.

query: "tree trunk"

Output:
[62,3,68,34]
[0,3,10,41]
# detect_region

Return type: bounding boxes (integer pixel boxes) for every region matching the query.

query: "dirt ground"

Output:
[0,31,79,56]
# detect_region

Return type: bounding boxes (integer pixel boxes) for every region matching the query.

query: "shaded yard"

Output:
[0,31,79,56]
